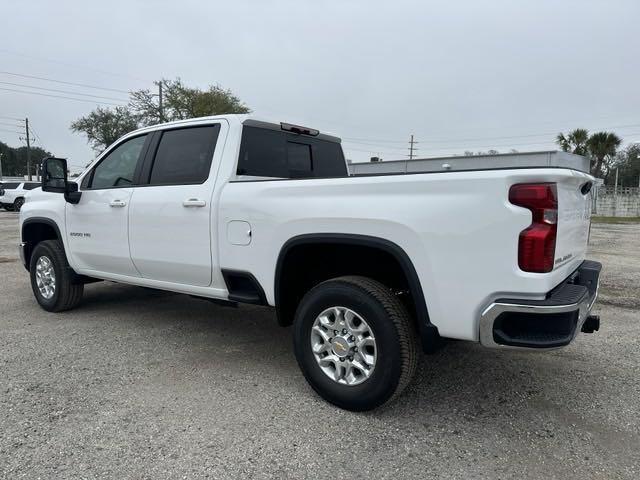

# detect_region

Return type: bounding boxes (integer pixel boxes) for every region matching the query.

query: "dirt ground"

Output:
[1,211,638,479]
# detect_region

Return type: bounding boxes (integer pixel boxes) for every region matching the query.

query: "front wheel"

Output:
[13,197,24,211]
[29,240,83,312]
[293,276,419,411]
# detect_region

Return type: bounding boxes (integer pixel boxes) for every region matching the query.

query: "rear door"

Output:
[128,122,225,286]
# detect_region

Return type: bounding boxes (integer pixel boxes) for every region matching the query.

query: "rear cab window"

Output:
[237,123,347,179]
[1,183,21,190]
[23,183,40,190]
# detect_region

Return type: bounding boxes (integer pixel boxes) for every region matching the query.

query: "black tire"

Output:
[293,276,419,411]
[4,204,14,212]
[29,240,83,312]
[13,197,24,212]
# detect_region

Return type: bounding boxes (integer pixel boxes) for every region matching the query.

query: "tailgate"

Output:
[554,175,592,270]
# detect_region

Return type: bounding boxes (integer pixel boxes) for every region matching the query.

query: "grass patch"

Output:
[591,216,640,224]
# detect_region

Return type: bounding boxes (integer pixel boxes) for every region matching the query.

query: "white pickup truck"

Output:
[19,115,601,411]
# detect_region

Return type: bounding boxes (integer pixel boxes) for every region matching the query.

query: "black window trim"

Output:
[137,124,221,188]
[82,133,152,191]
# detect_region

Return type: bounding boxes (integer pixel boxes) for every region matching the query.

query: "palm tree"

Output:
[556,128,590,156]
[587,132,622,178]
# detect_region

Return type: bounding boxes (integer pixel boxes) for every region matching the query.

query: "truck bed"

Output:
[348,151,589,176]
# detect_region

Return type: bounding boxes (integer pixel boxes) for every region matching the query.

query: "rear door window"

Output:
[23,183,40,190]
[237,126,346,178]
[148,125,220,185]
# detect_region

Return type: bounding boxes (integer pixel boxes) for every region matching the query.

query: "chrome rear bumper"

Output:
[479,260,601,350]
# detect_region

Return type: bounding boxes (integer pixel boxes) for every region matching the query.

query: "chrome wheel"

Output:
[310,306,377,386]
[35,255,56,299]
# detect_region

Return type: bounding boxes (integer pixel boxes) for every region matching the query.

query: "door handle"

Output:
[183,198,206,207]
[109,200,127,208]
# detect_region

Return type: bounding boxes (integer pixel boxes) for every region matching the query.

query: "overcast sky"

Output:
[1,0,639,171]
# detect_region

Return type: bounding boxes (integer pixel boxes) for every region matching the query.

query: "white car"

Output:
[0,181,40,211]
[18,115,601,410]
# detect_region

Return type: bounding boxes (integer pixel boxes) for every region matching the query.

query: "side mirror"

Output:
[41,157,68,193]
[41,157,82,204]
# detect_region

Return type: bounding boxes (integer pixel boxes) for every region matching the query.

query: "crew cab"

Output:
[1,181,40,211]
[18,115,601,411]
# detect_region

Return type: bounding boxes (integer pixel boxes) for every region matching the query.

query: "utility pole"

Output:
[25,117,32,181]
[0,152,4,181]
[408,134,418,160]
[156,81,164,123]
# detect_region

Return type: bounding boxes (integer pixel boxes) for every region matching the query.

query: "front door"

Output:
[66,134,149,276]
[128,123,223,286]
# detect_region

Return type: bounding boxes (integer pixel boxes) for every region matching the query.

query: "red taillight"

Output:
[509,183,558,273]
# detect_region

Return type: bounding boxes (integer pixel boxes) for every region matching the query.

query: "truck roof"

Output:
[126,114,341,143]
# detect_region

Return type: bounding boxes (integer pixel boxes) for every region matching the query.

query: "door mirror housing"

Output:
[41,157,68,193]
[41,157,81,204]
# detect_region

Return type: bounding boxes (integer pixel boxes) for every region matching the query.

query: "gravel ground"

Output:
[1,211,638,479]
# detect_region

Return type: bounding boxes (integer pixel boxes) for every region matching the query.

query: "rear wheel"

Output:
[293,276,419,411]
[13,197,24,211]
[29,240,83,312]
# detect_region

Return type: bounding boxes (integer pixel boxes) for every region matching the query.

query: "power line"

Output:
[0,115,23,121]
[342,139,407,151]
[342,136,408,144]
[0,80,129,102]
[0,49,150,83]
[421,123,640,145]
[342,121,640,147]
[344,145,405,156]
[0,70,131,94]
[343,146,407,155]
[28,125,42,144]
[0,128,23,135]
[0,87,126,106]
[0,121,23,128]
[342,121,640,153]
[343,144,407,154]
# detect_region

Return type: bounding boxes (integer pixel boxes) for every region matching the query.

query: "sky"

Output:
[1,0,639,172]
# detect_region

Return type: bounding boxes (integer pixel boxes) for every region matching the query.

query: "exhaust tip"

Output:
[581,315,600,334]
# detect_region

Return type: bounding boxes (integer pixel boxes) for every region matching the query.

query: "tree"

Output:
[556,129,622,177]
[587,131,621,178]
[70,106,139,153]
[607,144,640,186]
[71,78,251,152]
[0,141,52,177]
[556,128,589,156]
[129,78,251,126]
